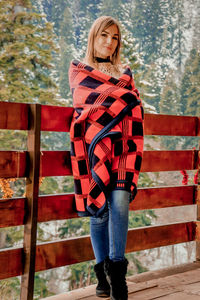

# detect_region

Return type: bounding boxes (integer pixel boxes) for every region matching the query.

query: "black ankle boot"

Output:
[94,260,110,297]
[104,257,128,300]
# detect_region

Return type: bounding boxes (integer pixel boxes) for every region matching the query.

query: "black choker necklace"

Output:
[94,57,111,63]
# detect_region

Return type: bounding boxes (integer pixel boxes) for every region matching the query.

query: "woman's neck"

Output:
[94,56,111,63]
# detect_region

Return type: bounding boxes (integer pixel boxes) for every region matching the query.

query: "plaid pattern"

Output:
[69,59,144,217]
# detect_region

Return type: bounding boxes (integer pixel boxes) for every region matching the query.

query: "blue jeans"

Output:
[90,190,130,263]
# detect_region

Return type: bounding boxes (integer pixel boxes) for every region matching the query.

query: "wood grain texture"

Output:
[0,101,28,130]
[0,222,196,279]
[0,186,196,227]
[0,151,27,178]
[0,150,197,178]
[40,262,200,300]
[0,150,72,178]
[144,114,199,136]
[37,194,77,222]
[196,148,200,261]
[141,150,198,172]
[0,197,25,227]
[0,247,22,279]
[40,151,72,176]
[1,102,199,136]
[131,185,196,210]
[126,221,196,252]
[21,104,41,300]
[41,105,73,132]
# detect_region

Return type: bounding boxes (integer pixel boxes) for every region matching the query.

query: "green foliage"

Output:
[33,273,54,299]
[160,70,181,115]
[131,0,165,64]
[59,5,76,101]
[129,210,157,229]
[0,277,20,300]
[67,261,96,290]
[138,173,157,188]
[126,253,148,274]
[0,226,23,248]
[0,130,27,150]
[141,63,162,113]
[180,48,200,116]
[0,0,61,105]
[171,0,186,73]
[39,177,60,195]
[59,218,90,238]
[62,176,75,193]
[119,3,144,89]
[99,0,122,18]
[41,131,70,151]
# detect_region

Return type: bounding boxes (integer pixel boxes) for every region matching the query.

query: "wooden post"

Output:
[20,104,41,300]
[196,117,200,261]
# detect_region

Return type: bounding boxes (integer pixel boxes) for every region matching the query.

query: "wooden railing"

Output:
[0,101,199,300]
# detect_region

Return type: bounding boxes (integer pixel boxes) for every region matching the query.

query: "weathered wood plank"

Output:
[152,292,200,300]
[196,146,200,261]
[0,151,27,178]
[128,286,178,300]
[0,194,76,228]
[41,105,73,132]
[0,150,198,178]
[37,194,77,222]
[0,197,25,227]
[144,114,199,136]
[128,262,200,284]
[0,186,195,227]
[0,102,74,132]
[40,151,72,177]
[126,222,196,252]
[20,104,41,300]
[0,150,72,178]
[40,262,200,300]
[0,247,23,279]
[35,236,94,272]
[0,222,196,279]
[0,102,28,130]
[1,102,199,136]
[131,185,195,211]
[141,150,198,172]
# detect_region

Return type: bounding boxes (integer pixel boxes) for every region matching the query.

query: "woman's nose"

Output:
[106,36,112,44]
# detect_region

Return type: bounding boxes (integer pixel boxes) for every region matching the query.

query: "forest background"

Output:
[0,0,199,299]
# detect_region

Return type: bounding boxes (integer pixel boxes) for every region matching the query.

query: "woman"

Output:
[68,16,144,300]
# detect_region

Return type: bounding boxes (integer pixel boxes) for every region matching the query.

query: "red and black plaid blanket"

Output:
[69,59,144,217]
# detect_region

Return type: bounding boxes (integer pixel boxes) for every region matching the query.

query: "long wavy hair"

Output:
[84,16,121,67]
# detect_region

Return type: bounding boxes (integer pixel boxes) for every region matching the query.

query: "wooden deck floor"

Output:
[42,262,200,300]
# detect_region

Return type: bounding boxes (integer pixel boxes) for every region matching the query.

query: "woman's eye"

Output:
[101,33,107,37]
[113,37,118,40]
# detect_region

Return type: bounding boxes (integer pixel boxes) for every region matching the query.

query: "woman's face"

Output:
[94,24,119,59]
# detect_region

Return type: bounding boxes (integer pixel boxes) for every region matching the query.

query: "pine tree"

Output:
[98,0,122,18]
[131,0,166,63]
[119,2,143,82]
[0,2,65,297]
[130,0,169,112]
[191,0,200,50]
[0,0,62,105]
[159,70,182,150]
[160,70,180,115]
[171,0,187,77]
[180,48,200,116]
[59,4,77,101]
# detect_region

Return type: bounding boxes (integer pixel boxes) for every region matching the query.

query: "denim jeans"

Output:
[90,190,130,263]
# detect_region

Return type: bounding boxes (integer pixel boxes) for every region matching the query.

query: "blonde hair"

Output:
[84,16,121,67]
